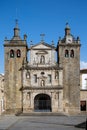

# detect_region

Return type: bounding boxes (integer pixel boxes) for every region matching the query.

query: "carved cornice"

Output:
[21,85,63,90]
[4,40,27,47]
[58,43,81,47]
[4,44,27,47]
[23,65,63,70]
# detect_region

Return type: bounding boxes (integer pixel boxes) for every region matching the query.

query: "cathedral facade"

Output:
[4,23,81,115]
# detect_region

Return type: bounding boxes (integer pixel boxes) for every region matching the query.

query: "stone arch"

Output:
[17,49,21,58]
[70,49,74,58]
[10,49,14,58]
[65,49,69,57]
[34,93,51,112]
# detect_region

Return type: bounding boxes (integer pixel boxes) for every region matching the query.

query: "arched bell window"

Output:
[10,49,14,58]
[65,50,69,57]
[70,50,74,58]
[17,49,21,58]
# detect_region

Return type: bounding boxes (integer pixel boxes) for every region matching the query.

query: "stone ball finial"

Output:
[65,22,70,35]
[24,34,27,40]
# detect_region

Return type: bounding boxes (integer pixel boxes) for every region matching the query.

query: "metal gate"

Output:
[34,94,51,112]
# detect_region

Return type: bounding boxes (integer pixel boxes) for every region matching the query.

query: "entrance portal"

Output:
[34,94,51,112]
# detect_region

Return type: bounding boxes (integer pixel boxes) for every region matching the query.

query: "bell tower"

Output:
[58,24,81,114]
[4,20,28,114]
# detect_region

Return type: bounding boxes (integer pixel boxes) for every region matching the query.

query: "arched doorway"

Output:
[34,94,51,112]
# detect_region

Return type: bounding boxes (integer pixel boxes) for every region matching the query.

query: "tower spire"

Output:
[14,19,20,37]
[15,19,18,28]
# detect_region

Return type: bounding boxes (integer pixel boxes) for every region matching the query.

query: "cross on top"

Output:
[66,22,70,29]
[66,22,69,26]
[40,34,45,41]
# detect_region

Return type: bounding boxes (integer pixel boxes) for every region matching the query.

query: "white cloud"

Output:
[80,61,87,69]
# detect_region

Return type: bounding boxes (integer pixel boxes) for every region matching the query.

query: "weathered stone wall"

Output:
[58,43,81,114]
[0,74,5,115]
[4,42,27,114]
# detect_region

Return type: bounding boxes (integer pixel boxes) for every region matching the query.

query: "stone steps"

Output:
[19,112,66,116]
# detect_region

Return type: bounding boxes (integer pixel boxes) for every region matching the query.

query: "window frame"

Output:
[17,49,21,58]
[70,49,74,58]
[10,49,15,58]
[65,49,69,58]
[48,74,52,83]
[34,74,37,83]
[80,100,86,111]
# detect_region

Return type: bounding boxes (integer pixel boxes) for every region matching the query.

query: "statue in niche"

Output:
[41,80,45,86]
[33,58,36,64]
[55,71,59,79]
[40,55,45,64]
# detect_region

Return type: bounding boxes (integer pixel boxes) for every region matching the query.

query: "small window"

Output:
[65,50,69,57]
[41,72,45,75]
[70,50,74,58]
[80,101,86,111]
[17,49,21,58]
[10,49,14,58]
[34,74,37,83]
[48,75,52,83]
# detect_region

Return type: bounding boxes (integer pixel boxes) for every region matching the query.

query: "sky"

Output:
[0,0,87,73]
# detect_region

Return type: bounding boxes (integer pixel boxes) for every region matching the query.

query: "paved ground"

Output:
[0,115,86,130]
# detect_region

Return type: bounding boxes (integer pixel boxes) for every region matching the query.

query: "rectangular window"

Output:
[80,101,86,111]
[34,74,37,83]
[48,75,51,83]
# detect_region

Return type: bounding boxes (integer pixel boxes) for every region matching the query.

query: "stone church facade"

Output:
[4,22,83,115]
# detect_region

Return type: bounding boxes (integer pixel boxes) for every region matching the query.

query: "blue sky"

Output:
[0,0,87,73]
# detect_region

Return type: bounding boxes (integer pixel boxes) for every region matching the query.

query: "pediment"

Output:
[31,42,55,50]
